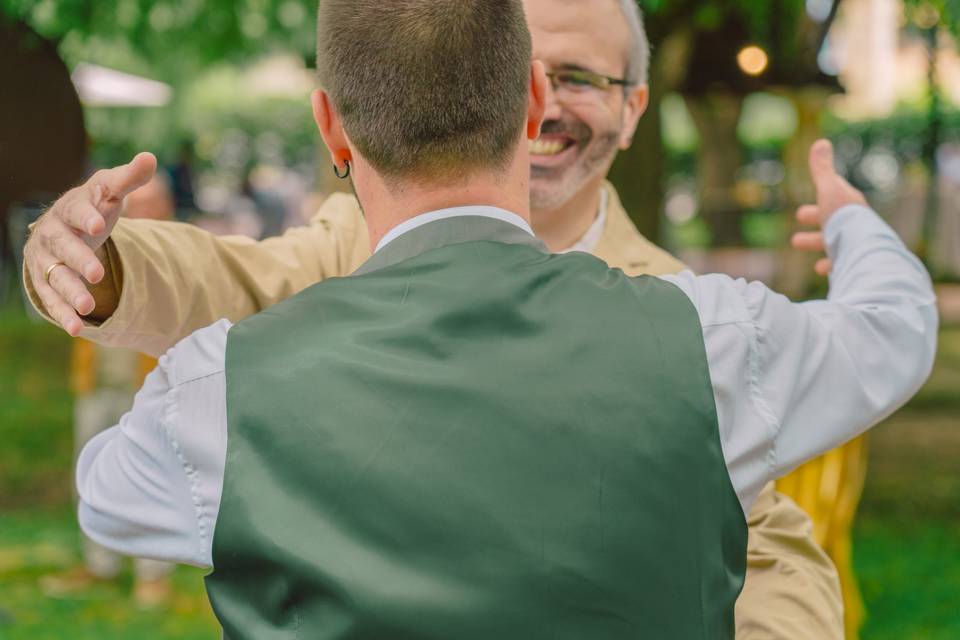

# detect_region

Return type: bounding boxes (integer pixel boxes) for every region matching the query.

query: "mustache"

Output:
[539,118,593,144]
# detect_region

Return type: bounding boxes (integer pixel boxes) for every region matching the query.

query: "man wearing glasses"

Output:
[25,1,843,635]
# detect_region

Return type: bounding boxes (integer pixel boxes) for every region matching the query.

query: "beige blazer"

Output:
[25,182,843,638]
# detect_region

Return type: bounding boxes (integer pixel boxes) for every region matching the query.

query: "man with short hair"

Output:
[24,1,931,636]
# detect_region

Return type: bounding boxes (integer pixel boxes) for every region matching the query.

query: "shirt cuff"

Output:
[823,204,877,253]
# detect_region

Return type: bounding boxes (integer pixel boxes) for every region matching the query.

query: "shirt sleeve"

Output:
[659,205,938,515]
[24,193,369,358]
[76,319,233,569]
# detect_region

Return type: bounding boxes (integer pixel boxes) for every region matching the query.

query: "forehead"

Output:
[524,0,631,76]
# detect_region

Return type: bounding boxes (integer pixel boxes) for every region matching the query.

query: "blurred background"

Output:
[0,0,958,638]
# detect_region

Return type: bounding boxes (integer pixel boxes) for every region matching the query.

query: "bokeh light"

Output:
[737,45,770,76]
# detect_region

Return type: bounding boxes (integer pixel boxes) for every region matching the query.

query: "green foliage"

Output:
[661,94,700,153]
[902,0,960,36]
[740,211,789,247]
[178,61,316,170]
[84,106,179,169]
[640,0,812,43]
[79,59,318,171]
[666,216,712,249]
[737,93,799,147]
[640,0,959,36]
[0,0,318,81]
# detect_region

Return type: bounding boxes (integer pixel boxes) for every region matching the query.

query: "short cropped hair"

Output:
[617,0,650,86]
[317,0,533,181]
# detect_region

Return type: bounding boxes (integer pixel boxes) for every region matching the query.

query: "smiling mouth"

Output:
[530,137,577,157]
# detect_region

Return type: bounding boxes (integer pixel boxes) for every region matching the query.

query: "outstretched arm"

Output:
[23,153,369,356]
[661,140,938,514]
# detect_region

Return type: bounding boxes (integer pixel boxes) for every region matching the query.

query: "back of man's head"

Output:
[317,0,532,183]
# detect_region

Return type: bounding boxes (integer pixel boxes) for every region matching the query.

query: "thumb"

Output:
[91,152,158,206]
[808,139,837,192]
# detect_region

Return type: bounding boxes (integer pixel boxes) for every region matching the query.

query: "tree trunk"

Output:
[0,19,87,303]
[607,79,666,241]
[608,28,693,243]
[684,93,745,247]
[776,86,832,296]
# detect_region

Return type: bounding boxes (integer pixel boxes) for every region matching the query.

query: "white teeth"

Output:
[530,139,567,156]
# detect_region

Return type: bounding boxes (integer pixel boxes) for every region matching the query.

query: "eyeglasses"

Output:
[545,69,630,94]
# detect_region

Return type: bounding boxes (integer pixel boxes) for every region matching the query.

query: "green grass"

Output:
[0,306,73,509]
[855,518,960,639]
[0,305,219,637]
[852,324,960,638]
[1,303,958,637]
[0,508,218,639]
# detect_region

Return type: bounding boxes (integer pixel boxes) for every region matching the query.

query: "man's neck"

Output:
[531,177,605,253]
[354,158,532,252]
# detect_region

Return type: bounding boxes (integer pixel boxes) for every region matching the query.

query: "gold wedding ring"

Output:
[44,262,66,285]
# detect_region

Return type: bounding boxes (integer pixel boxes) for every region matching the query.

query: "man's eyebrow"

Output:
[553,63,595,73]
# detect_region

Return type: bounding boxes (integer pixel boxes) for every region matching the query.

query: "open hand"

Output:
[791,139,867,276]
[24,153,157,336]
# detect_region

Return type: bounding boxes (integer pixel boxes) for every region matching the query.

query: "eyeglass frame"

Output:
[544,68,632,96]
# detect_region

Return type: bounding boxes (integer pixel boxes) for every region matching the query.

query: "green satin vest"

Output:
[208,216,747,639]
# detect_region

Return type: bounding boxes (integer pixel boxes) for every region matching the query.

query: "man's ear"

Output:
[527,60,548,140]
[618,83,649,149]
[311,89,353,167]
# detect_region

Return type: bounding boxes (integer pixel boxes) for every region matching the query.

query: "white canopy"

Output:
[71,62,172,107]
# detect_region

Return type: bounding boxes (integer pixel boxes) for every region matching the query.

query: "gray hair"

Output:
[617,0,650,86]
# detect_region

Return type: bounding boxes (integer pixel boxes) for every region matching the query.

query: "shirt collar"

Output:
[355,208,545,276]
[375,206,534,253]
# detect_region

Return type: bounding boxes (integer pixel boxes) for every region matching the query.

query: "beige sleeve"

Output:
[735,483,844,640]
[24,194,370,357]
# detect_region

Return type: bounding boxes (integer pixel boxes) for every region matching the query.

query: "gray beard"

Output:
[530,130,621,212]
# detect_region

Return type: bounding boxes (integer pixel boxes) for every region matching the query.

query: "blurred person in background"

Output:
[23,1,897,636]
[38,174,176,609]
[166,141,198,222]
[241,165,289,239]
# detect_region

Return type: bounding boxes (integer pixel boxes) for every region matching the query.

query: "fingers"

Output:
[57,194,107,236]
[27,258,85,337]
[791,231,825,252]
[788,231,832,277]
[89,152,158,209]
[796,204,820,226]
[25,233,96,334]
[32,214,105,283]
[808,139,837,191]
[792,205,832,276]
[46,255,97,316]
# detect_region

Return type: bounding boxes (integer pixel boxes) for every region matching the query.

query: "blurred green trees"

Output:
[1,0,958,248]
[0,0,318,73]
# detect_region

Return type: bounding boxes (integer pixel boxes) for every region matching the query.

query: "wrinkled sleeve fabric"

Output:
[23,193,368,357]
[659,205,938,515]
[76,319,233,569]
[736,484,844,639]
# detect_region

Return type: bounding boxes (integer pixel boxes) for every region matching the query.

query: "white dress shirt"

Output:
[76,204,938,569]
[559,188,608,254]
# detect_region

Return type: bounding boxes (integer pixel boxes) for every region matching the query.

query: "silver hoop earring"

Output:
[333,161,351,180]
